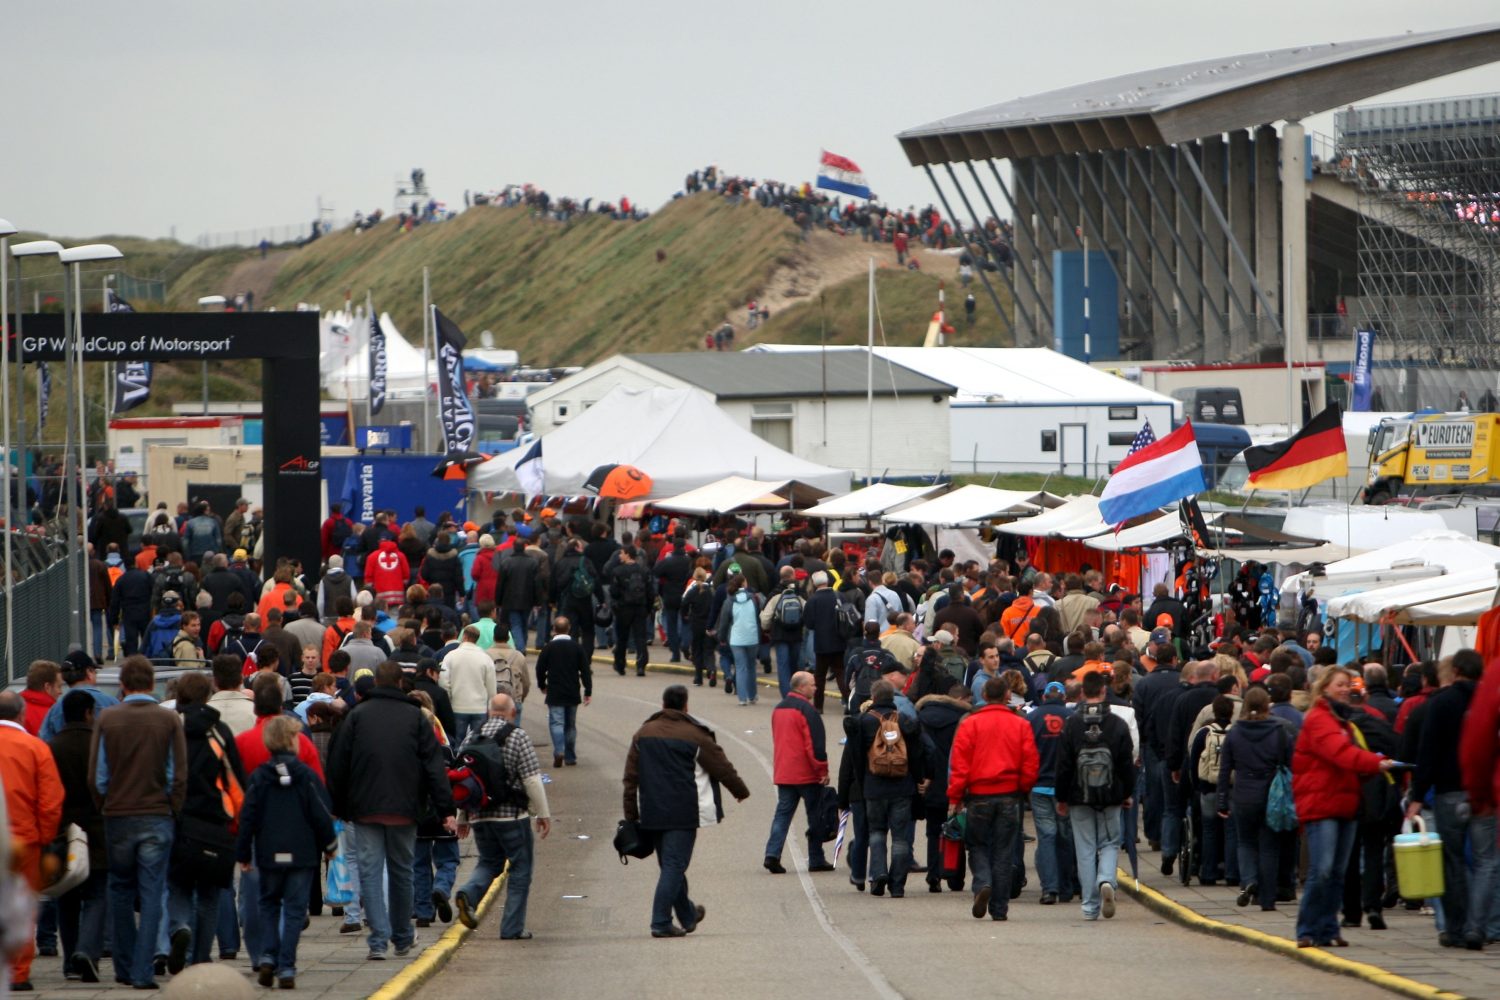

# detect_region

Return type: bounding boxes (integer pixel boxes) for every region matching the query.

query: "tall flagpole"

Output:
[1,234,11,680]
[365,290,374,432]
[422,267,432,452]
[866,257,874,484]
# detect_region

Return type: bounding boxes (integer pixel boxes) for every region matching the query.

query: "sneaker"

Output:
[367,950,386,961]
[972,886,991,919]
[394,935,418,958]
[764,856,786,874]
[434,890,453,923]
[501,931,534,940]
[167,928,191,975]
[1236,884,1255,908]
[455,890,477,930]
[71,954,99,984]
[1100,882,1116,919]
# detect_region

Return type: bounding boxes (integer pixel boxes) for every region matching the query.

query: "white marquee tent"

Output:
[651,476,834,515]
[321,307,430,400]
[883,485,1041,526]
[801,483,944,519]
[467,385,851,496]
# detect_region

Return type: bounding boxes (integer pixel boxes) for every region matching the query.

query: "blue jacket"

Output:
[1027,702,1073,791]
[236,752,337,869]
[1215,717,1296,812]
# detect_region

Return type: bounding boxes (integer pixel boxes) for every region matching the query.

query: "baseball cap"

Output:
[932,629,955,646]
[161,590,181,608]
[1155,613,1174,628]
[1348,675,1367,697]
[1149,627,1172,645]
[233,548,249,561]
[540,507,558,519]
[1043,681,1066,699]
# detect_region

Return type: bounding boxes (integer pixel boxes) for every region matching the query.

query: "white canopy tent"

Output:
[800,483,945,519]
[651,475,833,516]
[1325,567,1500,623]
[322,308,431,400]
[467,386,851,497]
[1282,531,1500,604]
[1079,511,1185,552]
[884,485,1041,527]
[1398,591,1498,628]
[999,495,1103,537]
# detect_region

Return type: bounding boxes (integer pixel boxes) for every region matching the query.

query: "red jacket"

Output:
[236,716,326,783]
[770,692,827,785]
[20,689,54,736]
[1395,687,1432,734]
[1461,655,1500,811]
[366,539,410,599]
[1292,698,1385,824]
[947,703,1039,806]
[0,723,64,854]
[471,549,500,606]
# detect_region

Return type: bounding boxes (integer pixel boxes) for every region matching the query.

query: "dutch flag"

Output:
[1098,421,1206,527]
[815,150,872,200]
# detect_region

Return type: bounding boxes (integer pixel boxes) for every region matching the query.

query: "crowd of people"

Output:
[7,498,1500,990]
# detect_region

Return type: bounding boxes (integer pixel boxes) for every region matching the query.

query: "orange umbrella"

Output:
[584,464,653,500]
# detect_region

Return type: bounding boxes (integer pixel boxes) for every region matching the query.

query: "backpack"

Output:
[1074,708,1116,807]
[219,621,251,660]
[454,724,529,810]
[834,596,861,641]
[1195,723,1229,785]
[616,566,647,606]
[567,558,596,603]
[143,617,179,659]
[866,711,909,778]
[771,589,803,629]
[1265,727,1298,833]
[329,516,353,551]
[492,654,519,695]
[940,651,969,683]
[1000,596,1039,641]
[206,727,246,831]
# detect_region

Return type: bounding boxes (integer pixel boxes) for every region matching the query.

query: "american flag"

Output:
[1127,419,1157,455]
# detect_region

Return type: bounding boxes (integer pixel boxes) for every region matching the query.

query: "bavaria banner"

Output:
[108,290,153,414]
[432,306,476,452]
[1350,328,1375,412]
[368,306,387,415]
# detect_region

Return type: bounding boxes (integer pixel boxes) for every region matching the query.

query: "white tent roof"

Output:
[1081,511,1184,552]
[1197,543,1357,564]
[1280,505,1453,553]
[885,485,1041,526]
[800,483,944,518]
[467,386,851,496]
[1326,568,1500,623]
[1000,495,1103,537]
[1283,530,1500,597]
[1398,590,1498,627]
[652,475,833,515]
[748,344,1178,407]
[322,309,430,398]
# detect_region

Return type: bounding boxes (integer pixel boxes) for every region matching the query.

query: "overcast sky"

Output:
[7,2,1499,243]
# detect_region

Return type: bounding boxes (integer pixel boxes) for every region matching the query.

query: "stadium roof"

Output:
[627,349,953,400]
[898,23,1500,165]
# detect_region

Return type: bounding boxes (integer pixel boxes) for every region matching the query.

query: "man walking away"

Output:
[764,672,833,875]
[452,693,551,940]
[948,676,1039,920]
[442,626,498,746]
[857,679,927,898]
[1055,671,1135,920]
[327,661,455,960]
[1027,682,1078,904]
[87,656,188,990]
[610,548,655,677]
[916,679,973,893]
[535,617,591,768]
[624,685,750,937]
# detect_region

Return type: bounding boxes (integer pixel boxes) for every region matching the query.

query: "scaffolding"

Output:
[1336,95,1500,402]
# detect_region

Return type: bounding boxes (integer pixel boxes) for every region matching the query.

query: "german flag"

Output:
[1244,404,1347,490]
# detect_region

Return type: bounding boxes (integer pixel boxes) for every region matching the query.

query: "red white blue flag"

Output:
[815,151,871,200]
[1099,421,1206,527]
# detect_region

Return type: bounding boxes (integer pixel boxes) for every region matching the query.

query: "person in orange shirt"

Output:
[0,690,66,991]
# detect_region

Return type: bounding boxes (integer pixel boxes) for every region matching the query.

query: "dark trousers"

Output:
[1343,821,1390,921]
[1434,792,1471,936]
[613,607,649,675]
[1233,802,1282,909]
[58,869,108,964]
[966,795,1021,918]
[650,829,697,934]
[812,651,846,712]
[688,622,712,681]
[1141,745,1164,843]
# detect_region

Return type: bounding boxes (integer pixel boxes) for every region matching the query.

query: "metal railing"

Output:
[2,530,73,683]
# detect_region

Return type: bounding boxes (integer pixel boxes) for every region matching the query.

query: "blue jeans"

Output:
[1233,801,1282,909]
[966,795,1021,918]
[661,606,683,660]
[1297,818,1358,942]
[1141,746,1163,843]
[337,824,362,926]
[90,609,106,659]
[458,821,533,939]
[772,641,800,698]
[1467,813,1500,940]
[1160,768,1184,861]
[412,839,460,919]
[765,785,828,866]
[1434,791,1472,936]
[168,878,220,966]
[507,611,529,653]
[1030,792,1077,898]
[866,796,913,891]
[257,867,314,980]
[453,713,487,747]
[548,705,578,764]
[237,865,263,968]
[846,801,869,883]
[650,828,697,934]
[58,869,107,965]
[216,887,239,956]
[1070,804,1122,918]
[351,821,417,954]
[105,815,174,986]
[731,645,758,704]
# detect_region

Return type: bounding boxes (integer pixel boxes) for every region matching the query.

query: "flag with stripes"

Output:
[1128,419,1157,455]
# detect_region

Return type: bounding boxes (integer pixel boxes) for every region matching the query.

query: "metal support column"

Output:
[974,161,1055,335]
[1226,129,1255,358]
[1079,153,1182,352]
[924,165,1021,340]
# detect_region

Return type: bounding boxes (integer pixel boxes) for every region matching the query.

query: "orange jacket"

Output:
[0,722,65,855]
[256,582,293,623]
[321,615,357,669]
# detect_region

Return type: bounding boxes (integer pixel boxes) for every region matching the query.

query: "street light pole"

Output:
[0,218,17,682]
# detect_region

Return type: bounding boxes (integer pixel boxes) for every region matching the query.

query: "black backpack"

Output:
[455,724,530,810]
[616,567,647,606]
[772,589,803,628]
[834,595,861,640]
[1074,705,1116,807]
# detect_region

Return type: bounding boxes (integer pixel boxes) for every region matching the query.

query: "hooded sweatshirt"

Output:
[366,538,410,599]
[1215,715,1296,812]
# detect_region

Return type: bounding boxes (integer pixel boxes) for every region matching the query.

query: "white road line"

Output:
[615,693,905,1000]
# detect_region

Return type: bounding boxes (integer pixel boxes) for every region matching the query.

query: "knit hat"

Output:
[105,551,123,566]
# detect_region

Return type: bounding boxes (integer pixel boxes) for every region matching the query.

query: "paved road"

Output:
[422,668,1391,1000]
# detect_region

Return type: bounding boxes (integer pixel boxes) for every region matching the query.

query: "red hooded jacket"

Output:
[1292,698,1385,824]
[947,703,1039,806]
[366,539,410,599]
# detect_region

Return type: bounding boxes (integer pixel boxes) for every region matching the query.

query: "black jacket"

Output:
[856,697,926,801]
[110,567,155,623]
[609,560,655,611]
[494,549,543,613]
[48,723,108,870]
[1166,682,1219,773]
[419,547,465,607]
[412,675,457,742]
[536,636,592,707]
[1412,680,1477,800]
[236,752,338,869]
[1133,666,1182,760]
[551,550,600,612]
[916,694,970,809]
[1055,702,1135,807]
[1215,717,1293,812]
[1364,684,1400,724]
[655,549,693,609]
[803,588,845,656]
[178,703,248,825]
[326,686,454,822]
[202,567,253,615]
[1146,595,1189,636]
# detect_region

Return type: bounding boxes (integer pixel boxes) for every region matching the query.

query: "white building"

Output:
[524,350,954,479]
[752,345,1180,478]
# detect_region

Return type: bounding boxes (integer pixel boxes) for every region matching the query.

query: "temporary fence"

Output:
[2,531,73,683]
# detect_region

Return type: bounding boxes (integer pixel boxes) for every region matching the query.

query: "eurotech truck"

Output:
[1362,412,1500,503]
